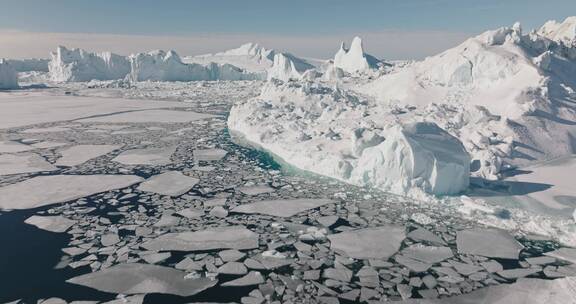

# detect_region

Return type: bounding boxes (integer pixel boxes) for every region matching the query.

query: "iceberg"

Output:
[0,59,18,89]
[48,46,130,82]
[333,37,382,74]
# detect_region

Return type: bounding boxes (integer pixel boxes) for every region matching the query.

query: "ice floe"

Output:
[0,153,57,176]
[112,146,176,166]
[0,175,143,210]
[55,144,121,167]
[327,226,405,259]
[231,198,334,217]
[24,215,76,233]
[137,171,199,197]
[67,263,218,296]
[456,228,524,259]
[141,226,259,251]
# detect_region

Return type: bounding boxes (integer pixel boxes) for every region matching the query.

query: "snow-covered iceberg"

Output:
[267,53,311,81]
[127,49,262,82]
[538,16,576,45]
[0,59,18,89]
[48,46,131,82]
[185,42,315,80]
[333,37,382,74]
[228,81,470,196]
[360,19,576,180]
[6,58,49,72]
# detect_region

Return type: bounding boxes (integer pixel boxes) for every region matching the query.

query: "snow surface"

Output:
[538,16,576,45]
[54,144,121,167]
[0,59,18,89]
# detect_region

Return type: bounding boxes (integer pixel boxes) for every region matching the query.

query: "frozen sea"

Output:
[0,81,574,304]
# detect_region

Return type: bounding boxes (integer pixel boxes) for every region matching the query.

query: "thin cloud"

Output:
[0,29,473,60]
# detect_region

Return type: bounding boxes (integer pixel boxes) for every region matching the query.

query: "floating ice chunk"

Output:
[0,59,18,89]
[0,153,58,176]
[407,228,446,246]
[24,215,76,233]
[67,263,218,297]
[30,141,68,149]
[327,226,405,259]
[137,171,199,197]
[78,109,216,124]
[544,247,576,264]
[0,175,143,210]
[0,141,35,153]
[267,53,304,82]
[193,148,228,161]
[113,146,176,166]
[221,271,264,287]
[456,228,524,259]
[237,185,275,196]
[400,244,454,264]
[350,122,470,195]
[141,226,259,252]
[177,208,204,219]
[55,145,121,167]
[231,198,334,218]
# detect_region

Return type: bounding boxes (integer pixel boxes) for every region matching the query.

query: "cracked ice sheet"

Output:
[328,226,406,259]
[0,93,199,129]
[0,153,58,176]
[77,109,217,124]
[0,141,35,153]
[67,263,217,297]
[55,144,122,167]
[112,146,176,166]
[0,175,143,210]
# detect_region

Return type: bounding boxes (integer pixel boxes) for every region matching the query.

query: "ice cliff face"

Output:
[0,59,18,89]
[48,46,131,82]
[228,81,470,196]
[361,20,576,180]
[6,59,49,72]
[267,53,309,81]
[538,16,576,45]
[333,37,382,74]
[48,47,263,83]
[127,50,262,82]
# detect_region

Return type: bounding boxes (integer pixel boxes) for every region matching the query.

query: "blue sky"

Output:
[1,0,575,59]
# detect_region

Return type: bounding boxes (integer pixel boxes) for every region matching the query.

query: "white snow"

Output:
[0,175,143,210]
[538,16,576,45]
[267,53,305,81]
[0,59,18,89]
[229,81,470,195]
[49,46,130,82]
[360,21,576,180]
[333,37,382,74]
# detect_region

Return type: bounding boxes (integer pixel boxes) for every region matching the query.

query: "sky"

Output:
[1,0,575,59]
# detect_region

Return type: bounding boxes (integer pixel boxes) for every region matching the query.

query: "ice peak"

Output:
[538,15,576,44]
[333,36,380,74]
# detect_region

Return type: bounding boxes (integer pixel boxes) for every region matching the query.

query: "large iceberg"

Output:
[360,19,576,179]
[48,46,131,82]
[6,58,49,72]
[127,49,262,82]
[0,59,18,89]
[333,37,382,74]
[185,42,315,80]
[228,81,470,195]
[267,53,310,81]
